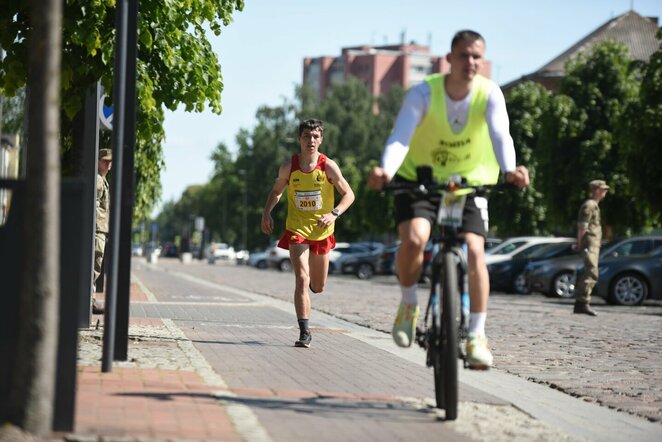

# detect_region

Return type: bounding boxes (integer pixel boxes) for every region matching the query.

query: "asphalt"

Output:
[60,258,662,441]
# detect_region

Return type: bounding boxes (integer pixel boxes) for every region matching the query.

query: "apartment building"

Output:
[303,42,492,100]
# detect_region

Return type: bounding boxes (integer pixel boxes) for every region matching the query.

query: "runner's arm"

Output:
[261,161,290,234]
[321,159,355,226]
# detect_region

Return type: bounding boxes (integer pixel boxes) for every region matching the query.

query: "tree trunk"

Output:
[7,0,63,437]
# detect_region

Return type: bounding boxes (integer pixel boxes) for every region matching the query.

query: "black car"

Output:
[488,241,577,294]
[589,246,662,306]
[340,248,384,279]
[525,235,662,298]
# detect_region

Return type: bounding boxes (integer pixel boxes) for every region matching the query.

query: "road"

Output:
[128,257,662,440]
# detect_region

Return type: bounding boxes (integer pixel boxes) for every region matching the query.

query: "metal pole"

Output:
[102,0,129,372]
[114,0,139,361]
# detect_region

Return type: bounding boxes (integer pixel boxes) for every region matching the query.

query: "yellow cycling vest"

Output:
[286,153,335,240]
[396,74,500,185]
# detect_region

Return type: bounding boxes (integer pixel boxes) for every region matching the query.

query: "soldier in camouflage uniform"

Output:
[574,179,609,316]
[92,148,112,314]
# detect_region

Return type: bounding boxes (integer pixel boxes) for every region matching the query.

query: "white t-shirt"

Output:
[381,80,517,179]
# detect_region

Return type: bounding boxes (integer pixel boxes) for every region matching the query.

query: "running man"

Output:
[261,119,355,348]
[368,30,529,368]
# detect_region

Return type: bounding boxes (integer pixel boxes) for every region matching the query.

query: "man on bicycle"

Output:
[262,119,355,348]
[368,30,529,368]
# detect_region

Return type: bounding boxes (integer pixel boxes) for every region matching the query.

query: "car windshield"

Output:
[525,242,572,259]
[511,242,554,259]
[491,241,527,255]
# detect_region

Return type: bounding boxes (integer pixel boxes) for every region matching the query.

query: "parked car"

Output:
[488,240,577,294]
[378,244,399,275]
[485,236,574,265]
[328,242,371,274]
[340,248,384,279]
[247,250,268,269]
[161,242,179,258]
[485,237,503,252]
[588,245,662,306]
[207,242,236,263]
[525,235,662,298]
[266,242,292,271]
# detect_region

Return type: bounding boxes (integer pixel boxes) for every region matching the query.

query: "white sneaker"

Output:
[465,333,493,369]
[392,302,419,348]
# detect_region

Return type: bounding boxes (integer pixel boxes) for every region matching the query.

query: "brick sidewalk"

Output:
[74,366,240,441]
[65,283,243,441]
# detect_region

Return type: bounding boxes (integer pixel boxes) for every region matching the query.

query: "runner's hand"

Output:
[261,213,274,234]
[368,166,390,191]
[317,213,336,228]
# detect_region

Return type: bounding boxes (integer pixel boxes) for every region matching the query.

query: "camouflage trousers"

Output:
[574,245,599,303]
[93,231,107,286]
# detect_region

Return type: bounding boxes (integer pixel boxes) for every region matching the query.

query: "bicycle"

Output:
[384,165,513,420]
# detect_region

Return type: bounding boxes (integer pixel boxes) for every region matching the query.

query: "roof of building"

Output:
[504,10,660,89]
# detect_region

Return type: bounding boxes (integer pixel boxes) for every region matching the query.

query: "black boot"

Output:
[573,301,597,316]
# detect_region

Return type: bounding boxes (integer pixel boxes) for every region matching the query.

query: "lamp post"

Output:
[238,169,248,252]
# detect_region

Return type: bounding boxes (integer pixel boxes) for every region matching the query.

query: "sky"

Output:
[157,0,662,215]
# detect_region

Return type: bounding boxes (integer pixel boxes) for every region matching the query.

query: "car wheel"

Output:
[608,272,648,306]
[548,271,575,298]
[279,259,292,272]
[513,272,530,295]
[256,260,267,269]
[356,263,374,280]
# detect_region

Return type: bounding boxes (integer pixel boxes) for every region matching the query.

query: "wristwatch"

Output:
[331,208,341,218]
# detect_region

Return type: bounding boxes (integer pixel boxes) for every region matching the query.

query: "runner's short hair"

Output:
[451,30,484,50]
[298,119,324,136]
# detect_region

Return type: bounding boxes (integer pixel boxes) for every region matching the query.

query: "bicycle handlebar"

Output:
[382,179,518,195]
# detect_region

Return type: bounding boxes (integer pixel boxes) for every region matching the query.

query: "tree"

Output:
[4,0,62,437]
[0,0,245,220]
[491,81,551,236]
[622,30,662,224]
[537,41,643,237]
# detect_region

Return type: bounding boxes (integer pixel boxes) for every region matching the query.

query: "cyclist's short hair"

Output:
[298,119,324,136]
[451,30,484,50]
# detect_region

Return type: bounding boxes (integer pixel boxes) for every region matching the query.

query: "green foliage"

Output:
[621,30,662,224]
[0,0,245,221]
[494,81,550,236]
[538,40,646,236]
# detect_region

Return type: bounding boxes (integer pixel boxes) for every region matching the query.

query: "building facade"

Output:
[303,43,492,100]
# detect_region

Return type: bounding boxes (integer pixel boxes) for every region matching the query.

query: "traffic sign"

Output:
[98,95,113,130]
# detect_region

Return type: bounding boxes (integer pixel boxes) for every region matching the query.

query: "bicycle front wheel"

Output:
[433,251,459,420]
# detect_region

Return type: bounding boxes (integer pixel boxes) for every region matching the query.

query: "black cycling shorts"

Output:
[393,178,489,238]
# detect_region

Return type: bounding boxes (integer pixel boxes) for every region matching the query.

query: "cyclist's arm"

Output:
[380,83,428,179]
[325,159,355,217]
[261,160,290,234]
[486,84,529,188]
[485,84,516,174]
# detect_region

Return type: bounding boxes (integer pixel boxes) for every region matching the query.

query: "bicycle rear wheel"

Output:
[433,251,459,420]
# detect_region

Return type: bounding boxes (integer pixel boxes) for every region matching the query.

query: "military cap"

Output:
[589,179,609,190]
[99,148,112,160]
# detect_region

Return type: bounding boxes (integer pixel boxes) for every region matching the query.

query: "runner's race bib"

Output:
[295,190,322,211]
[437,192,466,227]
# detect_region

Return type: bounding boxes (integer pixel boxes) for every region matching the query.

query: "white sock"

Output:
[400,283,418,305]
[469,312,487,335]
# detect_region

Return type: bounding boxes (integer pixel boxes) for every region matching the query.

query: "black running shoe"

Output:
[295,329,312,348]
